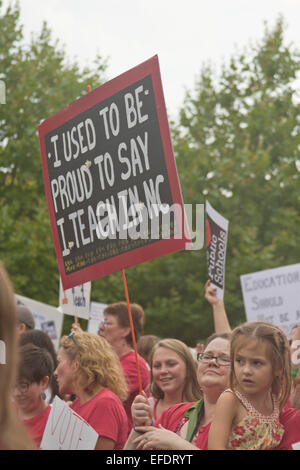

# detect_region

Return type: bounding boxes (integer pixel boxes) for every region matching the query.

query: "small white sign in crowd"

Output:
[240,263,300,338]
[59,279,91,320]
[41,396,98,450]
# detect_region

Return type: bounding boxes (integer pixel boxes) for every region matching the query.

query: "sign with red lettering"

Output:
[41,396,98,450]
[39,55,190,289]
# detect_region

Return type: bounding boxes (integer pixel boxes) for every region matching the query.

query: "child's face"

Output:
[233,339,277,397]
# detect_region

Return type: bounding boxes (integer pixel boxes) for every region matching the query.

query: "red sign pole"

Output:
[121,268,143,395]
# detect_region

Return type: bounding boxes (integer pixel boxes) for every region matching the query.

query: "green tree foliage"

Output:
[1,6,299,345]
[93,17,300,345]
[173,16,300,335]
[0,1,107,305]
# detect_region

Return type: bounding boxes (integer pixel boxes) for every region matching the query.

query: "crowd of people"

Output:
[1,260,300,450]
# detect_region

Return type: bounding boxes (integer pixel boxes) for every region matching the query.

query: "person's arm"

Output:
[123,393,153,450]
[132,425,200,450]
[94,436,115,450]
[204,280,231,333]
[207,392,236,450]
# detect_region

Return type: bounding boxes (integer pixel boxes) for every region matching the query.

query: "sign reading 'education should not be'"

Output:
[39,56,189,289]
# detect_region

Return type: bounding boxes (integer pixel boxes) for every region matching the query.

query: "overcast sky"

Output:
[3,0,300,119]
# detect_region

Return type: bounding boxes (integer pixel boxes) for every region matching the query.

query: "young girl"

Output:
[208,321,291,450]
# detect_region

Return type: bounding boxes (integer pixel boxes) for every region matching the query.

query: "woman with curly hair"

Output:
[54,331,128,450]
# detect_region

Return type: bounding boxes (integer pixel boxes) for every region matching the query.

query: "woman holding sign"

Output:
[125,332,232,450]
[54,331,128,450]
[98,302,150,434]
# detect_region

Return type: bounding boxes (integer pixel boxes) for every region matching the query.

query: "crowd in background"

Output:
[1,260,300,450]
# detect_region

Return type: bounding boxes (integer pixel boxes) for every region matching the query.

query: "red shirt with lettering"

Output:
[71,388,128,449]
[23,404,51,448]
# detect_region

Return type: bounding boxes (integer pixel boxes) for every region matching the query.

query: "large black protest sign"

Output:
[205,201,229,300]
[39,56,189,289]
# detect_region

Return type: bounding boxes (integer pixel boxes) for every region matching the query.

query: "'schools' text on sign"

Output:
[39,56,190,289]
[240,263,300,338]
[205,201,229,300]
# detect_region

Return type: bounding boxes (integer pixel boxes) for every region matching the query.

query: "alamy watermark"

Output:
[0,80,5,104]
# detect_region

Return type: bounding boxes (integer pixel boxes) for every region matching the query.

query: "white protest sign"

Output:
[16,294,63,351]
[87,301,107,335]
[41,396,98,450]
[205,201,229,300]
[59,279,91,320]
[240,263,300,338]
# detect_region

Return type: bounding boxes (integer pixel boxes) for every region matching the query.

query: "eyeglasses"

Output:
[197,353,231,366]
[101,321,115,328]
[15,381,32,394]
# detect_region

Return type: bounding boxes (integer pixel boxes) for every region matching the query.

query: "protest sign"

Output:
[205,201,229,300]
[41,396,98,450]
[16,294,63,351]
[59,278,91,320]
[39,55,190,289]
[87,301,107,334]
[240,263,300,338]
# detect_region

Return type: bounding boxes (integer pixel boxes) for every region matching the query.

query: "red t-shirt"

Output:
[23,405,51,448]
[275,405,300,450]
[71,388,128,450]
[120,351,150,434]
[155,401,211,450]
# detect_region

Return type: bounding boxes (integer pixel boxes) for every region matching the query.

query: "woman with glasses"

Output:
[97,302,150,435]
[19,328,61,404]
[13,343,53,448]
[124,332,232,450]
[54,331,129,450]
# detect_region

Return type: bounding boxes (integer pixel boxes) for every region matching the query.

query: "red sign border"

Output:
[39,55,190,289]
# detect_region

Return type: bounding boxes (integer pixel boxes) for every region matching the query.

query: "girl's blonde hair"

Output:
[149,338,202,402]
[230,321,291,409]
[0,262,36,449]
[60,332,128,402]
